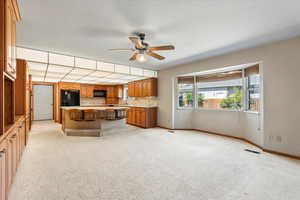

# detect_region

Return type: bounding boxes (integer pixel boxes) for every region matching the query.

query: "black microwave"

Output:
[93,90,106,97]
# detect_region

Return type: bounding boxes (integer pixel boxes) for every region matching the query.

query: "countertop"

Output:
[72,104,158,108]
[61,106,129,110]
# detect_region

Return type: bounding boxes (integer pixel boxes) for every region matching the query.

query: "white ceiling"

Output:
[17,0,300,70]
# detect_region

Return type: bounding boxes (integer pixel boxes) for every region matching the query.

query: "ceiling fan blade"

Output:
[108,48,135,51]
[147,51,165,60]
[129,53,138,61]
[148,45,175,51]
[129,37,144,49]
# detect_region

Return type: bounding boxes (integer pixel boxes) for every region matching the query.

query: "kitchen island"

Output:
[61,106,128,137]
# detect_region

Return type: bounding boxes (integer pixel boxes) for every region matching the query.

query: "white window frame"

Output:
[177,76,195,109]
[176,64,261,114]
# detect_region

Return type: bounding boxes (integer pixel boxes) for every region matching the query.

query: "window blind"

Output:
[196,70,242,83]
[245,64,259,77]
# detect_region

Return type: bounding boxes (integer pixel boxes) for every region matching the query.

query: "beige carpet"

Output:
[9,120,300,200]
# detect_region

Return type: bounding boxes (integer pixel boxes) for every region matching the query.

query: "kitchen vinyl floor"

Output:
[9,120,300,200]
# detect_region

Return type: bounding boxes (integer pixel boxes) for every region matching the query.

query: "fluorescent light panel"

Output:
[32,76,45,82]
[102,62,115,72]
[46,72,66,79]
[49,53,74,66]
[91,71,111,77]
[17,48,48,63]
[29,69,45,76]
[130,67,143,76]
[47,64,72,73]
[28,62,48,71]
[75,57,97,69]
[105,73,125,79]
[115,64,130,74]
[68,68,94,76]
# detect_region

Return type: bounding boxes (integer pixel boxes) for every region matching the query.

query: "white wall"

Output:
[158,36,300,157]
[192,110,244,138]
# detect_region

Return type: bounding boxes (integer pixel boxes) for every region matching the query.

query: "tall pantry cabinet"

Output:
[0,1,25,200]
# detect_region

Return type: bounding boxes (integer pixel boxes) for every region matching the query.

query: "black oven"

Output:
[93,90,106,97]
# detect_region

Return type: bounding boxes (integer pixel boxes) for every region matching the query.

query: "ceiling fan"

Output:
[109,33,175,62]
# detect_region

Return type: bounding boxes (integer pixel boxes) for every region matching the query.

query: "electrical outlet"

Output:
[276,136,282,143]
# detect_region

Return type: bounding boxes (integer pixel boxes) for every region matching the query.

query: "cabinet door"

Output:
[87,85,94,98]
[115,85,123,98]
[141,80,148,97]
[80,86,87,98]
[106,87,114,98]
[134,82,140,97]
[127,109,132,124]
[8,132,18,177]
[128,82,134,97]
[5,0,17,78]
[140,110,146,127]
[0,143,7,200]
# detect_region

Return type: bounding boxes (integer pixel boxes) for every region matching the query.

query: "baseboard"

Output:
[156,126,300,160]
[263,149,300,160]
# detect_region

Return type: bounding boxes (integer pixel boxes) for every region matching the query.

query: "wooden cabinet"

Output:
[58,82,80,90]
[15,59,32,145]
[128,78,157,97]
[94,85,106,90]
[2,0,20,79]
[80,84,94,98]
[115,85,123,98]
[126,107,157,128]
[0,141,7,200]
[128,82,134,97]
[106,86,115,98]
[106,85,122,104]
[0,116,26,200]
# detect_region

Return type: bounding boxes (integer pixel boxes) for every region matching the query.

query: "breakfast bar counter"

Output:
[61,106,128,137]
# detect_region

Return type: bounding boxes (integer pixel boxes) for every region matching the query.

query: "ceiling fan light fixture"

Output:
[136,53,147,62]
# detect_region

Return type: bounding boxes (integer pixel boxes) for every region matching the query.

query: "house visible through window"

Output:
[177,76,194,108]
[245,65,260,112]
[176,64,261,112]
[196,70,243,110]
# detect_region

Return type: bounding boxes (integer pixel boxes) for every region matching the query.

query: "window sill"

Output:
[177,107,261,114]
[244,110,260,115]
[177,107,195,110]
[195,108,242,112]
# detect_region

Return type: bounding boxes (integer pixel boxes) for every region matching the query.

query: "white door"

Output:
[33,85,53,120]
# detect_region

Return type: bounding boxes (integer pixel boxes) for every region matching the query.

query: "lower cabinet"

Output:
[0,116,27,200]
[0,142,7,200]
[127,107,157,128]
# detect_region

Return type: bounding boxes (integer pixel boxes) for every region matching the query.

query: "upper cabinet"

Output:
[106,85,123,98]
[128,78,157,97]
[1,0,21,79]
[80,84,94,98]
[106,86,115,98]
[59,82,80,90]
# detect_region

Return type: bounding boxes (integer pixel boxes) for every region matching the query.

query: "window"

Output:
[176,64,261,112]
[196,70,243,110]
[177,77,194,108]
[245,65,260,112]
[123,85,128,100]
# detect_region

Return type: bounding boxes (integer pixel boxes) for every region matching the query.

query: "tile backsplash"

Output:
[123,96,158,107]
[80,97,105,105]
[80,96,158,107]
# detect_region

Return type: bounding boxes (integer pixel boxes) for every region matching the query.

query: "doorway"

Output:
[33,85,53,120]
